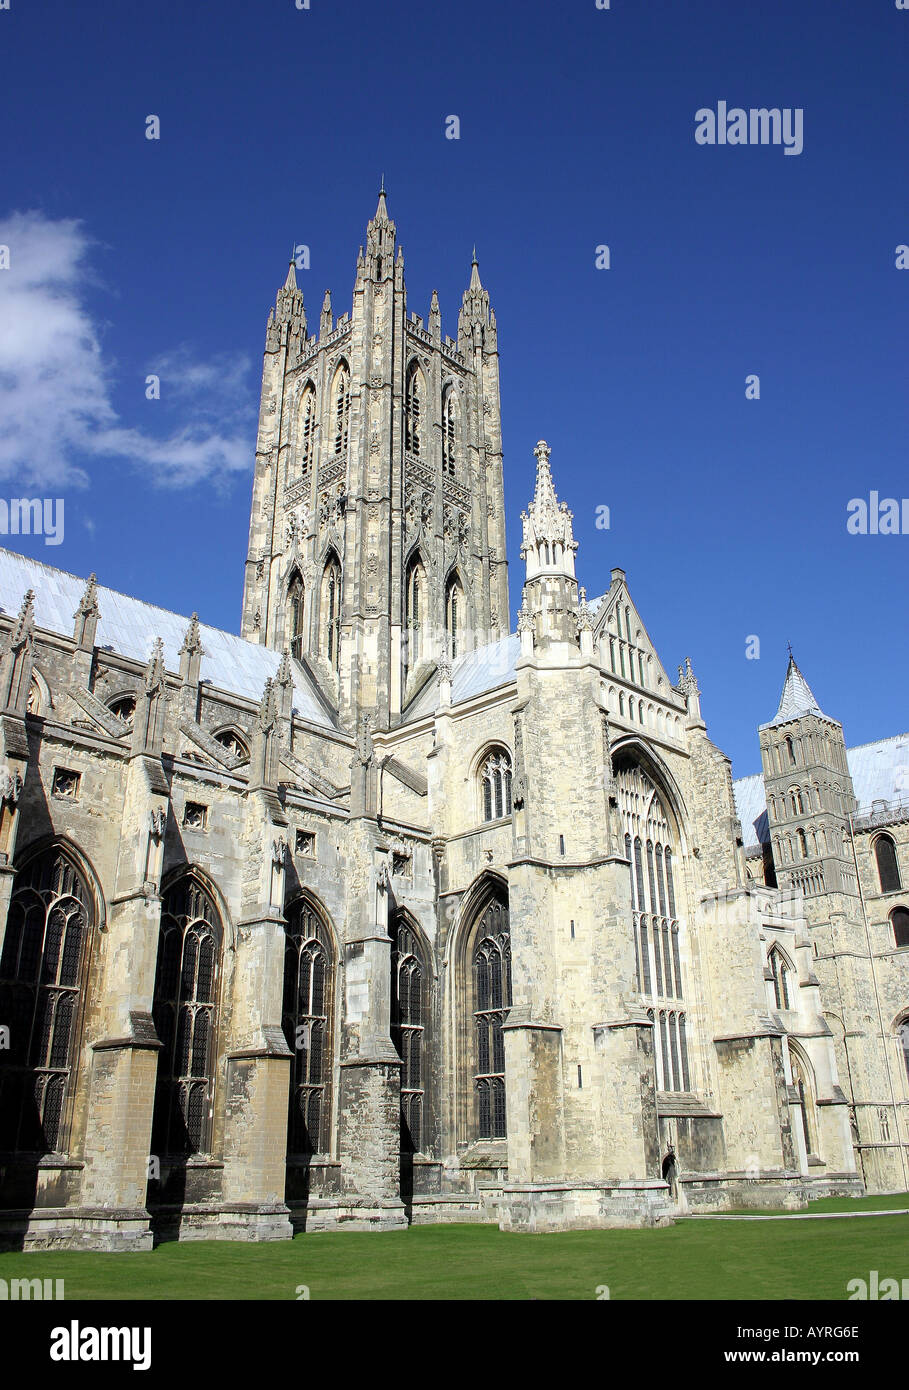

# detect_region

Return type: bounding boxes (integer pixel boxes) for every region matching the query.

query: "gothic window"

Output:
[287,570,305,662]
[618,759,684,1008]
[0,848,94,1154]
[790,1051,814,1157]
[212,727,250,761]
[891,908,909,949]
[900,1021,909,1085]
[875,835,902,895]
[151,875,222,1157]
[390,915,426,1153]
[282,897,334,1156]
[108,694,136,723]
[445,575,464,661]
[404,556,425,679]
[26,679,41,715]
[298,383,317,476]
[405,363,423,457]
[480,748,512,823]
[442,387,458,477]
[321,553,342,671]
[769,946,792,1010]
[332,362,350,455]
[472,895,511,1140]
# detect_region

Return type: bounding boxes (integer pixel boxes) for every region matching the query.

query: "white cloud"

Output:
[0,211,256,489]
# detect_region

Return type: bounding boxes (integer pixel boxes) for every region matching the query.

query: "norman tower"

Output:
[759,655,858,902]
[240,189,509,730]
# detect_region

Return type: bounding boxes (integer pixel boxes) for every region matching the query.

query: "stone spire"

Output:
[520,441,578,581]
[429,288,441,339]
[0,589,36,714]
[363,183,396,280]
[458,248,493,348]
[73,573,100,649]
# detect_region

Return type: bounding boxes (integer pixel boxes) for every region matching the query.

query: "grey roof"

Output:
[405,633,521,721]
[0,548,336,730]
[734,732,909,852]
[762,656,828,728]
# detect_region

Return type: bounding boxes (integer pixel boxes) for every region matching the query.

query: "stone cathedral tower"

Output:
[241,190,510,731]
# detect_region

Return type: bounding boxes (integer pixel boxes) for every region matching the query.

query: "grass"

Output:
[1,1210,909,1300]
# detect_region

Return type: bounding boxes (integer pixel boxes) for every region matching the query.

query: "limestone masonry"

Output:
[1,193,906,1249]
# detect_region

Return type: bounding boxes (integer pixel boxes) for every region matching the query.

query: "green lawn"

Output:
[723,1191,909,1215]
[1,1212,908,1300]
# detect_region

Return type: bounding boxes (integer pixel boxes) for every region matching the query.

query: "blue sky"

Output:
[0,0,906,776]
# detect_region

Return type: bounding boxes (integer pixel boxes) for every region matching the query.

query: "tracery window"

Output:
[472,895,511,1139]
[108,694,136,723]
[481,748,512,823]
[298,384,317,476]
[332,363,350,455]
[212,728,249,761]
[442,387,458,477]
[875,835,902,895]
[0,848,94,1154]
[618,759,683,1004]
[648,1008,691,1093]
[151,875,222,1157]
[282,897,333,1156]
[405,363,422,457]
[390,915,426,1153]
[321,553,342,671]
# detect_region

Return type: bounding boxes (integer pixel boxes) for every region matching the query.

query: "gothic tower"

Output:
[241,190,509,730]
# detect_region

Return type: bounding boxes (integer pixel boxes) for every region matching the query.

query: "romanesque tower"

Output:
[759,657,903,1188]
[240,189,510,731]
[759,655,858,903]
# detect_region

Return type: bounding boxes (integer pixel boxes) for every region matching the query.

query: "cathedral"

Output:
[0,192,907,1251]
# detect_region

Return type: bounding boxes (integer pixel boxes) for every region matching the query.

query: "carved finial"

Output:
[577,587,594,632]
[10,590,35,648]
[276,648,293,686]
[179,612,204,657]
[74,573,99,619]
[144,637,166,691]
[437,651,453,684]
[258,676,277,729]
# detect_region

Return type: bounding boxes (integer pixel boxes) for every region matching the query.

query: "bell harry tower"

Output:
[241,188,510,731]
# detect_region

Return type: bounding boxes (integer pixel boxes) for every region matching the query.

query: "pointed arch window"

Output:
[472,895,511,1140]
[405,363,423,458]
[790,1051,814,1157]
[900,1021,909,1084]
[287,570,305,662]
[332,363,350,456]
[769,946,792,1010]
[0,848,94,1154]
[298,384,317,476]
[480,748,512,823]
[404,556,425,678]
[442,387,458,477]
[875,835,902,895]
[391,915,426,1153]
[445,575,464,661]
[282,898,334,1156]
[321,553,342,671]
[151,876,222,1157]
